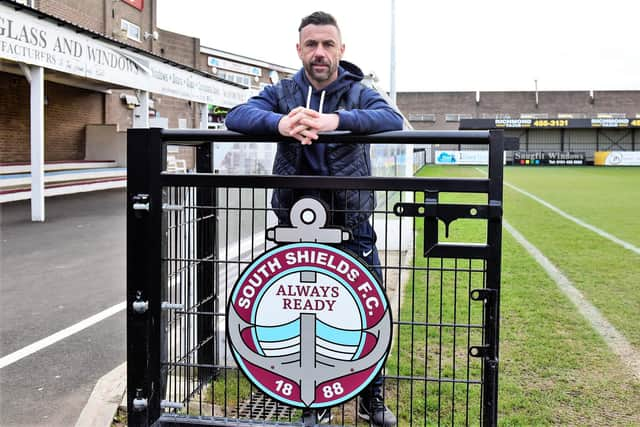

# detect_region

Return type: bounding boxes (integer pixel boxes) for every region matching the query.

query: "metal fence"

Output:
[127,129,516,426]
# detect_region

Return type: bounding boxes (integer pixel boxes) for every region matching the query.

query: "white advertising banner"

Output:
[0,4,249,107]
[595,151,640,166]
[207,56,261,77]
[435,150,488,165]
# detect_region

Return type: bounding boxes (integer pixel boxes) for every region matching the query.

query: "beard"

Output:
[304,59,337,84]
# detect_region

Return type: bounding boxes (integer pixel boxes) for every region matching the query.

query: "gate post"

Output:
[483,130,505,426]
[196,142,218,382]
[127,128,166,426]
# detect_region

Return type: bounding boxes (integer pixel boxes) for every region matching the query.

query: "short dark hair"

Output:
[298,11,340,33]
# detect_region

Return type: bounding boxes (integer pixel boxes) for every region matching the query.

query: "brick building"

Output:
[0,0,295,219]
[397,91,640,164]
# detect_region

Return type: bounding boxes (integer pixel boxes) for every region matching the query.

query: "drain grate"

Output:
[232,391,296,421]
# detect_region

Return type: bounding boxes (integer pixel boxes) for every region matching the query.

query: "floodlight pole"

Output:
[390,0,396,104]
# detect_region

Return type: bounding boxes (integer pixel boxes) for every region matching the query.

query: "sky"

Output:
[156,0,640,93]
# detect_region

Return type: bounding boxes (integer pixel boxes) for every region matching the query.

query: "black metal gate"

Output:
[126,129,514,426]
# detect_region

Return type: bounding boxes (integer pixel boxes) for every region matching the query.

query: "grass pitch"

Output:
[415,165,640,425]
[204,165,639,426]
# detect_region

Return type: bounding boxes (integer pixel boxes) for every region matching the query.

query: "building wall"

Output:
[38,0,156,51]
[37,0,105,33]
[0,72,104,162]
[156,28,199,67]
[0,72,30,162]
[45,80,104,160]
[101,27,202,130]
[397,91,640,130]
[150,94,199,128]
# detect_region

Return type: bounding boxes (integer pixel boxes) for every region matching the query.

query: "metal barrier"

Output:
[127,129,516,426]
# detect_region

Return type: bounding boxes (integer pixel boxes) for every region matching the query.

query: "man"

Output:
[225,11,402,426]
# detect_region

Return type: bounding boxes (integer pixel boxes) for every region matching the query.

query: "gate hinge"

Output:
[132,194,150,217]
[132,388,147,411]
[132,291,148,314]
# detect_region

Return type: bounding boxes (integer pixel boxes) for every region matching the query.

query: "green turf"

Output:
[202,164,640,426]
[414,164,640,425]
[502,166,640,247]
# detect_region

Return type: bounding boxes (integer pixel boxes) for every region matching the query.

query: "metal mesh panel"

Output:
[157,185,488,426]
[126,129,507,427]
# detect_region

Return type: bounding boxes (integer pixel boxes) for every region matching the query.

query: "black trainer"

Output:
[357,395,397,427]
[301,408,332,424]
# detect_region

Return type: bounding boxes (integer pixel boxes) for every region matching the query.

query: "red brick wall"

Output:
[106,90,135,130]
[0,74,30,162]
[151,94,198,128]
[38,0,157,52]
[0,72,104,163]
[45,81,104,161]
[156,28,198,67]
[38,0,106,33]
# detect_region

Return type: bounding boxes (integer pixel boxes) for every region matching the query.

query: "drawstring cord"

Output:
[305,85,326,113]
[306,86,312,109]
[319,90,325,114]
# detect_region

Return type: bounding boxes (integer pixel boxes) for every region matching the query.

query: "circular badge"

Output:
[227,242,392,408]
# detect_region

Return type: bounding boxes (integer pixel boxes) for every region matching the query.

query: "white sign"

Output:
[208,56,261,77]
[602,151,640,166]
[0,4,249,107]
[435,150,491,165]
[591,118,629,128]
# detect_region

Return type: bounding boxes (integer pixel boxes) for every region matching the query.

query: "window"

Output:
[408,113,436,122]
[217,70,252,88]
[520,113,549,119]
[597,113,626,119]
[558,113,587,119]
[445,113,472,122]
[480,113,512,119]
[121,19,141,42]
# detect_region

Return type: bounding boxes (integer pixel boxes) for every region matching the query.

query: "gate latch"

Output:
[470,288,497,304]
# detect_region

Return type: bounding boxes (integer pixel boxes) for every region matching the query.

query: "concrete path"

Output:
[0,189,126,426]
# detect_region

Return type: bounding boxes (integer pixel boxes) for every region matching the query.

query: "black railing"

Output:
[127,129,516,426]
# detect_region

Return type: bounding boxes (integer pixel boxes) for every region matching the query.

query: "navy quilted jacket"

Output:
[225,61,403,227]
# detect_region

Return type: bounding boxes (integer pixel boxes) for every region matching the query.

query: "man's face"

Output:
[297,24,345,89]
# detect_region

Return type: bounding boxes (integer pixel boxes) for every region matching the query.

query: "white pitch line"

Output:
[0,301,126,369]
[504,219,640,380]
[504,181,640,256]
[473,168,640,256]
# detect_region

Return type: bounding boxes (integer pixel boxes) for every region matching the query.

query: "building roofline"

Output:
[200,46,297,74]
[1,0,245,88]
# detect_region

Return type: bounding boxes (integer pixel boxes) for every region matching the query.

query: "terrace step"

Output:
[0,160,126,203]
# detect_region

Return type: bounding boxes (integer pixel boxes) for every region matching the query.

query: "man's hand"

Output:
[278,107,339,145]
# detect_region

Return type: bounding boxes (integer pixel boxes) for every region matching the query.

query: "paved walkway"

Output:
[0,189,126,426]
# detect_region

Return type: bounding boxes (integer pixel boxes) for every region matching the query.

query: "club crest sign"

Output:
[227,198,392,408]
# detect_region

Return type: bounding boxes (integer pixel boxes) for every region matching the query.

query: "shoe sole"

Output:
[306,412,332,424]
[358,410,371,421]
[358,410,396,426]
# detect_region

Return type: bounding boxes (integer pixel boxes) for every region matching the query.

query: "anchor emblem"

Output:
[227,198,392,408]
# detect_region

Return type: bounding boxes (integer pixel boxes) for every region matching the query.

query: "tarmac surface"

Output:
[1,189,127,426]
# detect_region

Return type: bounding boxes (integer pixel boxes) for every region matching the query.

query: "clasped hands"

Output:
[277,106,339,145]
